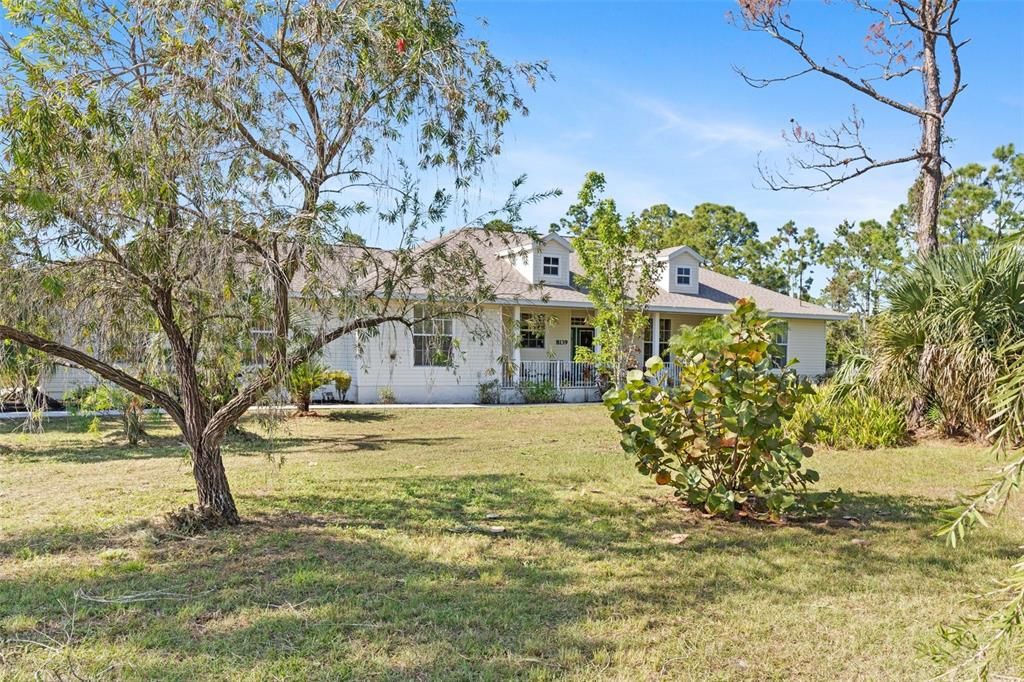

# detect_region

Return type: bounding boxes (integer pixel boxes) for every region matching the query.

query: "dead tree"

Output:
[734,0,968,256]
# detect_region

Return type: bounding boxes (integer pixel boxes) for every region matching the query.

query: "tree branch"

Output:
[0,325,186,430]
[737,11,930,119]
[201,314,408,445]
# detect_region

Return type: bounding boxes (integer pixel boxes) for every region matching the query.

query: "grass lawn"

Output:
[1,405,1021,680]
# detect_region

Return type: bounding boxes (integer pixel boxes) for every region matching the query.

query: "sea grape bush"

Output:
[604,299,833,518]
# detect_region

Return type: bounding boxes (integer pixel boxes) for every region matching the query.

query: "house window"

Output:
[643,318,673,360]
[676,266,692,286]
[519,312,546,349]
[413,305,453,366]
[659,318,672,351]
[542,256,560,277]
[771,322,789,368]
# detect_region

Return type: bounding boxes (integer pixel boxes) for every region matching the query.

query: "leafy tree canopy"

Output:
[0,0,548,524]
[563,172,661,387]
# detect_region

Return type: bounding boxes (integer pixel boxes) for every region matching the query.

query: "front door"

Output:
[571,326,594,361]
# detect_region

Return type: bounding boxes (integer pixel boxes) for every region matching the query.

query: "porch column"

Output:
[651,311,661,361]
[512,305,522,384]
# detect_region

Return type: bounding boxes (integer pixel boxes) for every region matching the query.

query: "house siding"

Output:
[317,332,361,402]
[783,318,827,378]
[34,308,831,405]
[659,252,701,295]
[41,365,98,398]
[354,306,503,403]
[532,241,572,287]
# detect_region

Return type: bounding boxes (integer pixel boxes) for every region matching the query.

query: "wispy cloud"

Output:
[631,95,785,152]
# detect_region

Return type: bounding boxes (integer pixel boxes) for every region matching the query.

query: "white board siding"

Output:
[34,309,831,405]
[518,306,573,362]
[41,366,98,399]
[784,318,827,377]
[532,241,572,287]
[355,307,503,403]
[659,252,700,295]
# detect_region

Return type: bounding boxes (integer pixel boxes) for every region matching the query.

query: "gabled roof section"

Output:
[495,230,573,256]
[540,231,574,251]
[657,245,705,262]
[329,227,849,321]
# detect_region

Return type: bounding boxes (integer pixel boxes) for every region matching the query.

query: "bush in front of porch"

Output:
[605,299,834,519]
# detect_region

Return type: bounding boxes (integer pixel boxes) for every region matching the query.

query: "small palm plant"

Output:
[286,360,330,414]
[885,237,1024,676]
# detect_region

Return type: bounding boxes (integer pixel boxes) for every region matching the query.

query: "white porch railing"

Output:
[501,360,599,390]
[501,360,683,391]
[651,363,682,388]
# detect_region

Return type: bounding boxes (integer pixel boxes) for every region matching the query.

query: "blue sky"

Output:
[2,2,1020,248]
[451,0,1024,244]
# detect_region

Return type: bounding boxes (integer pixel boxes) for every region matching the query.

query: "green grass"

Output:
[0,406,1021,680]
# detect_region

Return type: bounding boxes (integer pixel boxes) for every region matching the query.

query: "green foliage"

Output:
[563,172,661,386]
[939,144,1024,245]
[287,361,330,413]
[822,217,910,318]
[0,337,53,432]
[785,385,907,450]
[518,379,561,404]
[874,241,1024,439]
[66,383,149,446]
[645,203,758,275]
[329,371,352,401]
[0,0,548,519]
[926,235,1024,677]
[637,203,829,298]
[771,220,824,301]
[477,379,500,405]
[604,299,832,519]
[377,386,396,404]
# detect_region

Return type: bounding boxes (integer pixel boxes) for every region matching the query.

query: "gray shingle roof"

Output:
[434,228,847,321]
[300,228,847,321]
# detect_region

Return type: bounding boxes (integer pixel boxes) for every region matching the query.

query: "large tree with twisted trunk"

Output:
[0,0,548,524]
[734,0,968,256]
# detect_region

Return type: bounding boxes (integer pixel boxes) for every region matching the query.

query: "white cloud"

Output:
[631,95,786,152]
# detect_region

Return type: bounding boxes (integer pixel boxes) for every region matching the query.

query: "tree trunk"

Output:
[915,1,943,257]
[907,0,943,427]
[191,443,240,525]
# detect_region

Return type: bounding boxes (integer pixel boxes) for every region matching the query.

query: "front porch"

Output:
[498,304,692,402]
[499,359,682,402]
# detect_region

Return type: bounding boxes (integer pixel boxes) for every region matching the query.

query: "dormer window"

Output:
[676,266,692,286]
[542,256,560,277]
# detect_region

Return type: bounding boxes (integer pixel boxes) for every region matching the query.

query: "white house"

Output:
[41,228,847,405]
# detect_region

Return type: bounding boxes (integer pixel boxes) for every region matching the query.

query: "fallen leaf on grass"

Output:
[668,533,690,545]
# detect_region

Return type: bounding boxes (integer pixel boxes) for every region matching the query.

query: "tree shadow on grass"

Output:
[323,409,395,423]
[1,422,457,464]
[227,433,462,458]
[2,478,1020,679]
[1,440,188,464]
[1,517,605,679]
